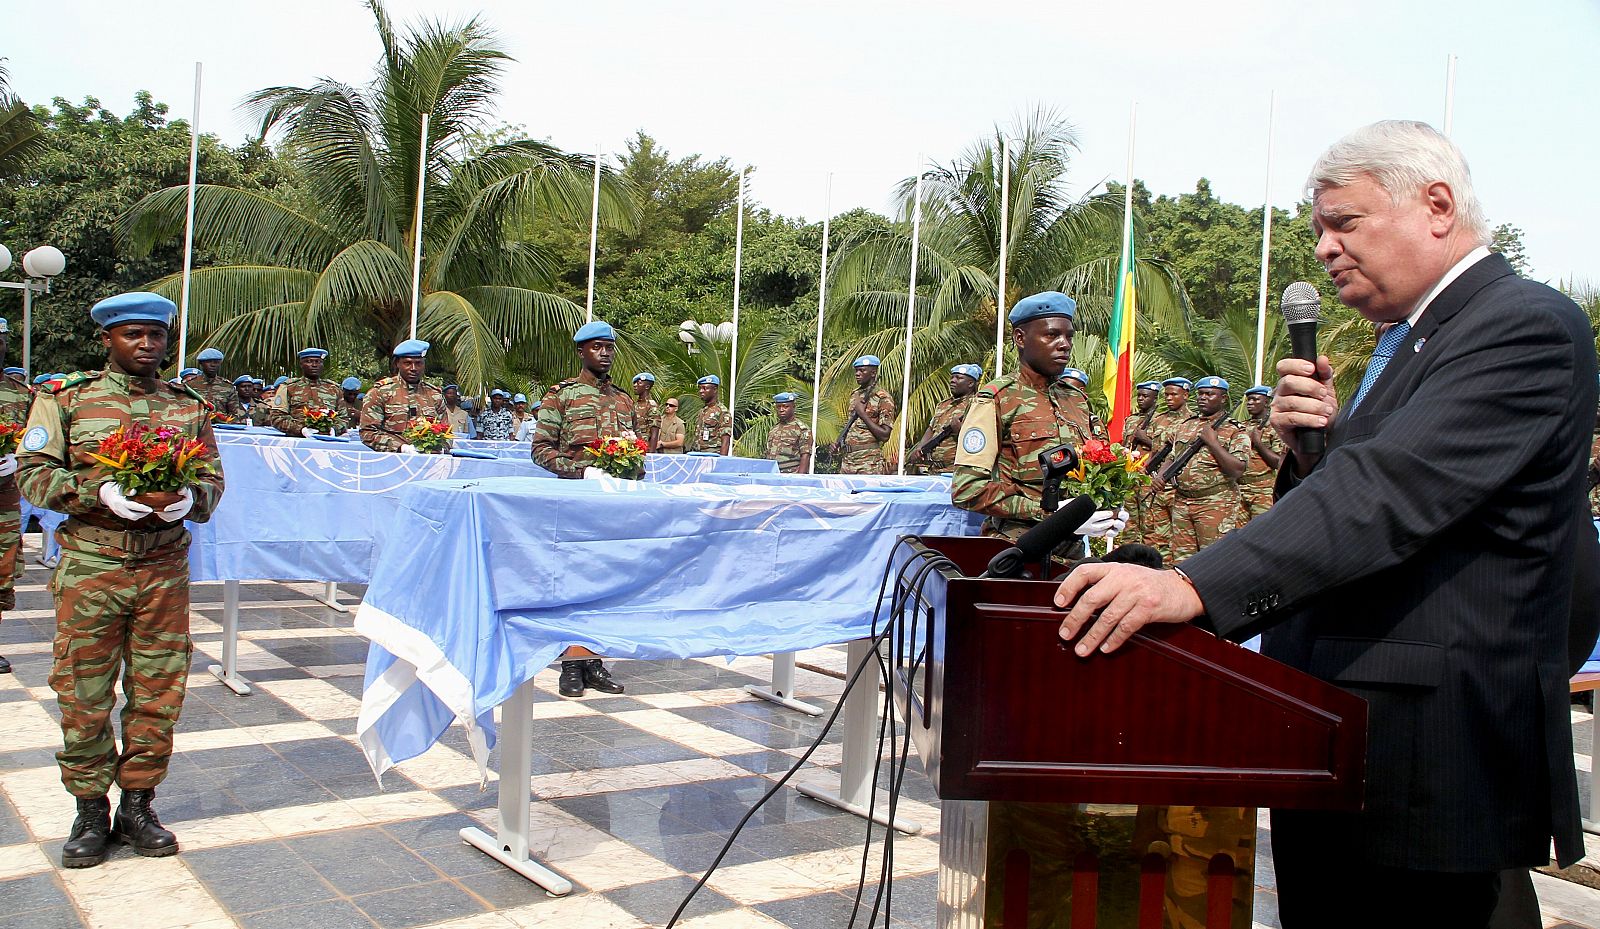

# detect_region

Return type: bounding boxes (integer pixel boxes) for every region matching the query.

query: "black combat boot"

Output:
[0,653,11,673]
[113,789,178,857]
[583,659,624,694]
[558,660,586,698]
[61,796,112,868]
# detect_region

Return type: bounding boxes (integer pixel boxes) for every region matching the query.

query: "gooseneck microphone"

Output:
[1279,281,1325,457]
[981,495,1098,579]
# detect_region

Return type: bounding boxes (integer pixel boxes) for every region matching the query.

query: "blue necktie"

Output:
[1347,320,1411,413]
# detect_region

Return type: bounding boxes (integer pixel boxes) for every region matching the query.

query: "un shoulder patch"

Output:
[961,427,986,454]
[21,426,49,453]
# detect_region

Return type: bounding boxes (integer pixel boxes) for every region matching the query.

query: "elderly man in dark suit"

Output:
[1051,120,1596,927]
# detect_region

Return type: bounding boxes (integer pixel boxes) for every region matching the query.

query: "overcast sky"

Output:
[10,0,1598,285]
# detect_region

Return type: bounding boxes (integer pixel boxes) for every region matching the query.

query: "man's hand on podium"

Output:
[1054,564,1204,657]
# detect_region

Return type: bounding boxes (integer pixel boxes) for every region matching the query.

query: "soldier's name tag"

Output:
[21,426,49,453]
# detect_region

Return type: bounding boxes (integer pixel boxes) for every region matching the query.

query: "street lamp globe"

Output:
[0,244,11,274]
[22,246,65,279]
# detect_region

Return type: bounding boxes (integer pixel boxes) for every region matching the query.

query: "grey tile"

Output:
[183,840,305,881]
[630,831,767,872]
[757,890,878,928]
[0,795,31,845]
[350,880,486,929]
[606,875,738,924]
[411,839,504,878]
[0,872,69,911]
[379,813,478,851]
[194,859,336,914]
[238,899,375,929]
[0,907,85,929]
[288,827,443,895]
[457,868,582,908]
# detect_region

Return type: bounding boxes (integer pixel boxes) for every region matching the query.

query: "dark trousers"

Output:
[1270,811,1502,928]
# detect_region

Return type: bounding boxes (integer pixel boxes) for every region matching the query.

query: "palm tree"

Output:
[824,110,1190,453]
[117,0,634,391]
[0,61,47,179]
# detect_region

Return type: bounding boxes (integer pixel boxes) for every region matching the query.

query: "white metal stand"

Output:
[745,651,823,716]
[1584,708,1598,836]
[313,581,351,613]
[794,638,922,834]
[207,579,252,695]
[460,678,574,894]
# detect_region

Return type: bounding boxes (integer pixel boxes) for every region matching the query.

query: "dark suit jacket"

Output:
[1182,253,1595,871]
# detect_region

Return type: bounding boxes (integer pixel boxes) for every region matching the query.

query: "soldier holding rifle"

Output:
[833,355,895,475]
[1153,375,1248,560]
[905,364,981,475]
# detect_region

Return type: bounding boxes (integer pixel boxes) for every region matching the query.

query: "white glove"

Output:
[99,482,154,521]
[1079,507,1130,538]
[0,454,16,478]
[582,467,609,480]
[155,487,194,523]
[301,427,317,438]
[400,444,418,454]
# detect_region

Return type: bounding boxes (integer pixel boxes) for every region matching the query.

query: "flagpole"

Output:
[1103,103,1138,444]
[1253,91,1276,386]
[897,162,923,476]
[727,167,746,436]
[809,173,832,474]
[176,61,202,370]
[994,134,1011,377]
[1442,54,1457,135]
[585,145,602,322]
[408,112,429,340]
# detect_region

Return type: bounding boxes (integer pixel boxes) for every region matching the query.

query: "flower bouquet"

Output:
[0,421,25,456]
[301,406,342,435]
[1062,438,1152,510]
[584,435,647,479]
[88,424,213,510]
[401,417,452,454]
[208,409,238,426]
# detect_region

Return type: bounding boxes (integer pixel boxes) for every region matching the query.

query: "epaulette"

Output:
[976,375,1018,399]
[166,380,209,407]
[47,371,101,393]
[546,379,578,398]
[373,375,396,388]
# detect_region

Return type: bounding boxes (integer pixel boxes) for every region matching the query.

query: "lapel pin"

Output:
[1412,337,1426,353]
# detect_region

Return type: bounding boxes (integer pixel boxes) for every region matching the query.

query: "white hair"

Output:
[1306,120,1490,244]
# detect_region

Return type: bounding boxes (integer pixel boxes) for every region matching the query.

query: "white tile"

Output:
[0,699,62,751]
[546,842,679,891]
[702,859,831,905]
[610,710,768,757]
[525,759,748,802]
[175,720,338,753]
[75,869,230,929]
[674,909,791,929]
[500,894,647,929]
[256,678,363,721]
[345,789,457,823]
[0,842,52,880]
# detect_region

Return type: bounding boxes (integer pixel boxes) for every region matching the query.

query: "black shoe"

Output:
[113,789,178,857]
[583,659,624,695]
[0,654,11,674]
[61,797,111,868]
[558,661,586,698]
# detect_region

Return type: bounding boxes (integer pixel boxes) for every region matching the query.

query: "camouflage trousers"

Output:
[1143,488,1175,562]
[840,445,889,475]
[0,480,20,612]
[1120,493,1146,546]
[1237,485,1274,525]
[47,541,192,798]
[1168,490,1243,562]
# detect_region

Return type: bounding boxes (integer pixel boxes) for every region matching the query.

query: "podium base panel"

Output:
[937,800,1256,929]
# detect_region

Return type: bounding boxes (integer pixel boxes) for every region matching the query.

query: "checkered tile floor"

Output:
[1,534,1597,929]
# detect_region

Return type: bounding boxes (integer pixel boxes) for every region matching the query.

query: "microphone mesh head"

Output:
[1280,281,1321,324]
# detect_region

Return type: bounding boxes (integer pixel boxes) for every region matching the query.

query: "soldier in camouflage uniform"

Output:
[530,320,635,698]
[1114,381,1162,544]
[1238,384,1285,525]
[191,348,242,421]
[359,341,449,452]
[0,323,30,674]
[690,375,733,454]
[268,348,345,436]
[247,379,274,426]
[906,364,981,475]
[764,392,813,473]
[1155,376,1249,561]
[834,356,896,475]
[952,293,1110,542]
[16,292,225,868]
[1137,377,1197,558]
[340,377,364,423]
[632,373,662,452]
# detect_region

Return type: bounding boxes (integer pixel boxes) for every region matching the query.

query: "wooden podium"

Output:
[892,536,1368,929]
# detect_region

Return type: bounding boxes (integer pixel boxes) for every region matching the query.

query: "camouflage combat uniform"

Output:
[1237,417,1285,525]
[636,396,660,447]
[358,377,449,452]
[246,400,273,428]
[951,365,1103,542]
[1116,409,1160,544]
[340,394,364,425]
[1165,415,1250,561]
[17,364,224,797]
[268,377,346,436]
[531,369,639,478]
[911,394,975,475]
[840,384,896,475]
[191,376,241,421]
[0,371,32,610]
[1142,408,1194,556]
[690,403,732,454]
[765,420,813,474]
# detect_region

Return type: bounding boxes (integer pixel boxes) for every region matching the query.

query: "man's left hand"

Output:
[1055,564,1205,656]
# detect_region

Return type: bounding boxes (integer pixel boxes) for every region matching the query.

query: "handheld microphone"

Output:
[981,495,1098,579]
[1279,281,1325,457]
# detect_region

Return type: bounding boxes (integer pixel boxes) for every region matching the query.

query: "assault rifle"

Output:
[1154,410,1232,489]
[906,420,959,465]
[817,387,867,470]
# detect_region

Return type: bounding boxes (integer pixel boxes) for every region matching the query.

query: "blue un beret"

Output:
[950,364,983,381]
[491,389,509,399]
[342,376,362,390]
[632,372,656,384]
[852,355,881,368]
[573,320,616,344]
[697,375,721,387]
[179,367,200,378]
[513,393,527,404]
[1060,368,1089,385]
[298,347,329,360]
[1195,376,1230,391]
[196,348,224,362]
[530,401,542,410]
[1161,377,1193,390]
[1007,291,1076,326]
[251,377,265,386]
[1136,380,1161,391]
[392,339,429,358]
[773,392,798,404]
[232,375,253,386]
[1245,384,1271,397]
[91,292,176,330]
[33,374,52,385]
[272,375,289,387]
[3,366,23,377]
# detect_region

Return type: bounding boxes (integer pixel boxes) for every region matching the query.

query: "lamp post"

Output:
[0,244,67,375]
